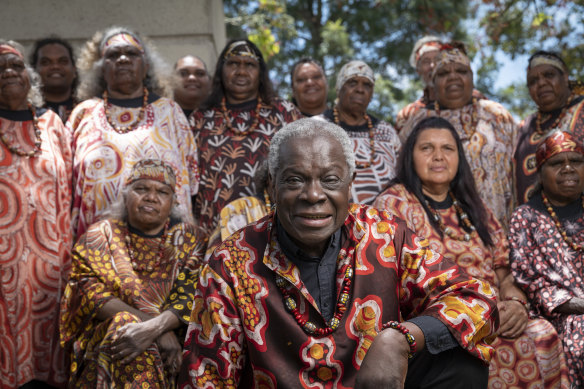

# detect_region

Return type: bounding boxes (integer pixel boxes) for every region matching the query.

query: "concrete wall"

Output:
[0,0,225,71]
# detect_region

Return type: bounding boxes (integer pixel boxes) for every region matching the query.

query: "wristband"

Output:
[381,320,417,359]
[504,296,530,311]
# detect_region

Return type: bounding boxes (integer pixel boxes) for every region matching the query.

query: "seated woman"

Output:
[60,159,205,388]
[510,130,584,386]
[374,117,569,388]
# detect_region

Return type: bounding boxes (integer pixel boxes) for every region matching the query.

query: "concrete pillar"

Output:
[0,0,225,71]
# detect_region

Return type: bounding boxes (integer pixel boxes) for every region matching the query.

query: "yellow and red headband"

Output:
[431,45,471,80]
[224,41,259,61]
[536,130,584,169]
[0,44,23,59]
[102,33,144,56]
[125,159,176,191]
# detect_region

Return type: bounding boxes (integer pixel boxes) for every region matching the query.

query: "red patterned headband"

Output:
[125,159,176,191]
[536,130,584,168]
[0,44,23,58]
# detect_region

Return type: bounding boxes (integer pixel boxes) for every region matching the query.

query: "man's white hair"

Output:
[268,118,356,178]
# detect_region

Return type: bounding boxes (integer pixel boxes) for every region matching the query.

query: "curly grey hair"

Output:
[268,118,356,178]
[0,40,43,107]
[76,26,172,101]
[103,182,183,223]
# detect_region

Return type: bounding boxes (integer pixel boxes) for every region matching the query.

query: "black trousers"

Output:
[405,346,488,389]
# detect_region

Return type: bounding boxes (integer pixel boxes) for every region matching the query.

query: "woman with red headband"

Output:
[0,40,72,388]
[510,130,584,386]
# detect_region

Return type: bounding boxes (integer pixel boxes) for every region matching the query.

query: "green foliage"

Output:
[223,0,584,121]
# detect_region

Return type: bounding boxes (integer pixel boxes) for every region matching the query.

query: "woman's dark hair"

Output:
[202,38,275,109]
[394,116,494,246]
[30,36,79,93]
[289,57,325,105]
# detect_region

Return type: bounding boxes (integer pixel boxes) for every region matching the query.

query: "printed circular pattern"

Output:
[83,144,124,181]
[0,176,27,232]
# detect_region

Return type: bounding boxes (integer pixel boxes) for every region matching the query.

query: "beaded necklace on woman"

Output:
[125,219,170,272]
[542,191,584,251]
[535,94,574,135]
[333,105,375,168]
[221,97,262,136]
[103,87,149,134]
[0,103,42,157]
[424,191,477,242]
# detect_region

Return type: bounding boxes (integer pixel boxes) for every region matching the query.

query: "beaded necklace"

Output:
[0,103,42,157]
[125,219,170,271]
[221,97,262,136]
[542,191,584,251]
[333,105,374,168]
[103,87,148,134]
[276,264,353,337]
[535,94,574,135]
[434,97,478,139]
[424,192,476,242]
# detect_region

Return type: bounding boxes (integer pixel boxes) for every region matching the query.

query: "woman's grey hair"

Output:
[268,118,356,177]
[0,40,43,107]
[103,182,183,223]
[76,26,172,101]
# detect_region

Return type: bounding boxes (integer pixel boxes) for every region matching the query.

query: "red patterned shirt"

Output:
[178,204,498,388]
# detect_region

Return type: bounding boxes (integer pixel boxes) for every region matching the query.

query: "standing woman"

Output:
[510,131,584,386]
[397,43,517,227]
[191,39,300,237]
[70,26,198,238]
[318,60,401,205]
[290,57,328,117]
[0,41,72,388]
[514,51,584,204]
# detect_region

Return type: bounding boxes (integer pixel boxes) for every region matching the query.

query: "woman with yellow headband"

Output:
[510,130,584,386]
[0,40,72,388]
[514,51,584,205]
[69,26,199,239]
[397,42,517,228]
[192,39,301,237]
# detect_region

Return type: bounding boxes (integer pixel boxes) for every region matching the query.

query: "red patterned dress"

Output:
[191,97,301,236]
[395,99,517,228]
[178,204,498,388]
[375,184,569,388]
[69,94,199,238]
[60,219,205,388]
[509,192,584,386]
[0,108,72,388]
[514,95,584,205]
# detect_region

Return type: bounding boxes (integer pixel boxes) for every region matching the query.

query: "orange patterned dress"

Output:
[375,184,569,389]
[60,219,205,388]
[0,108,72,388]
